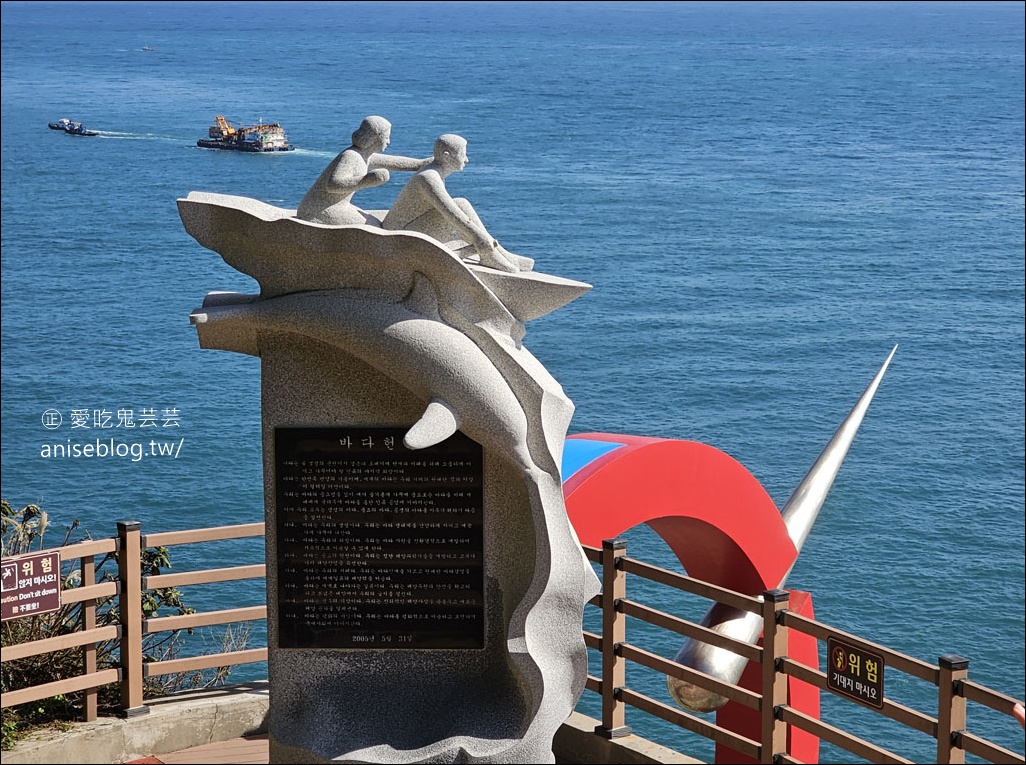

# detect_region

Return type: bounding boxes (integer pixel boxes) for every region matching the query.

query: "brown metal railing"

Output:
[1,520,266,722]
[581,538,1025,764]
[1,535,119,716]
[137,521,267,687]
[2,525,1023,764]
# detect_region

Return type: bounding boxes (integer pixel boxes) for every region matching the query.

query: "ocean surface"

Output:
[1,2,1023,762]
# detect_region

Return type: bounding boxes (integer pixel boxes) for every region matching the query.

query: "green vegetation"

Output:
[0,499,244,750]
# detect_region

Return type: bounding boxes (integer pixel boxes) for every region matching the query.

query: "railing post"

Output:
[760,588,791,764]
[595,538,631,738]
[117,520,148,717]
[81,553,98,722]
[937,654,969,764]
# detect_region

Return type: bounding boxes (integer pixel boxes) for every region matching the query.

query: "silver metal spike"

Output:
[667,346,898,713]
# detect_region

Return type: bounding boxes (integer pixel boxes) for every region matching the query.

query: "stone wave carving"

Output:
[180,192,600,764]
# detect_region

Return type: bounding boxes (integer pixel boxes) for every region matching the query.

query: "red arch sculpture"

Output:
[563,432,820,763]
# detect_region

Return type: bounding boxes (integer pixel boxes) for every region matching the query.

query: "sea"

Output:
[1,2,1023,762]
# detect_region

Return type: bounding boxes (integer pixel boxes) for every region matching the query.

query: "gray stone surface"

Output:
[180,192,600,763]
[555,713,703,765]
[0,682,270,765]
[296,115,429,226]
[382,134,534,273]
[2,689,699,765]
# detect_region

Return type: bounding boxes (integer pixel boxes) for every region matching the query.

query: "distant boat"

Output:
[197,115,295,152]
[141,46,155,51]
[48,118,98,136]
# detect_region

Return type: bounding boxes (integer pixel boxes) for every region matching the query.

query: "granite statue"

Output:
[296,115,430,226]
[382,134,534,274]
[180,151,598,762]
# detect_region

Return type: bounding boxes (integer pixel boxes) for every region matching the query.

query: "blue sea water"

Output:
[1,1,1023,762]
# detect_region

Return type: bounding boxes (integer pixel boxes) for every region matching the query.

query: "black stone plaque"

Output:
[275,427,484,649]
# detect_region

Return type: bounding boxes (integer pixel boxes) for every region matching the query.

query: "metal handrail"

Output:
[2,525,1023,765]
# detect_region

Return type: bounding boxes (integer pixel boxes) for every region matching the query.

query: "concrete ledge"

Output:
[2,681,270,765]
[554,711,702,764]
[3,684,701,764]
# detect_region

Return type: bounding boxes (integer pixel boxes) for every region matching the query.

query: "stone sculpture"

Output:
[383,134,534,274]
[180,125,598,762]
[296,115,430,226]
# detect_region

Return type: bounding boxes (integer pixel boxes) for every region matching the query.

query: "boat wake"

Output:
[91,131,189,144]
[291,148,336,159]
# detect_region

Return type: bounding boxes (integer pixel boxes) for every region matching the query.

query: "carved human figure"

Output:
[382,134,533,273]
[296,115,430,226]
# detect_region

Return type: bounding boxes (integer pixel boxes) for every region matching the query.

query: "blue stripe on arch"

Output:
[561,438,626,481]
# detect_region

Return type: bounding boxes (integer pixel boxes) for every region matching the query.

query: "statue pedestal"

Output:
[181,193,598,763]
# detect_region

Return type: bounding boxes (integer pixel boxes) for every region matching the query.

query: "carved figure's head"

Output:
[352,116,392,152]
[434,134,468,173]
